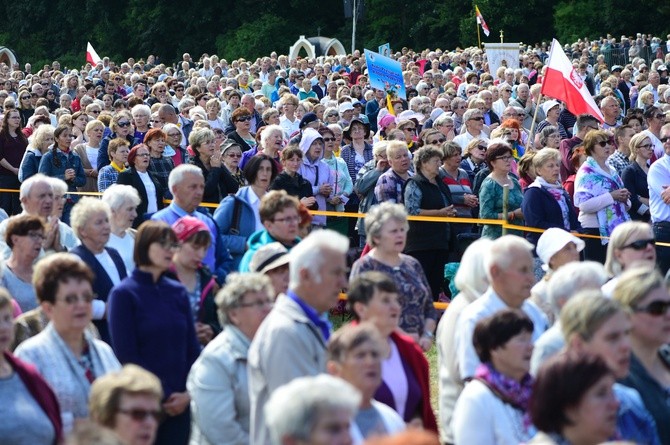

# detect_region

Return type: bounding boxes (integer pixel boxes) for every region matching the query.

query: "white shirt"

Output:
[382,340,408,418]
[643,130,664,160]
[106,231,135,274]
[137,171,158,213]
[90,249,121,320]
[247,189,263,232]
[453,131,489,154]
[279,115,300,139]
[455,287,548,380]
[648,153,670,222]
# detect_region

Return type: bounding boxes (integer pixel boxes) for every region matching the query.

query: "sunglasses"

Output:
[654,114,665,119]
[322,137,336,142]
[476,145,487,150]
[471,117,484,121]
[638,143,653,150]
[428,138,446,144]
[236,116,252,122]
[226,152,242,158]
[117,408,163,422]
[595,140,611,147]
[21,96,30,100]
[634,300,670,317]
[117,121,131,128]
[621,238,655,250]
[661,136,670,143]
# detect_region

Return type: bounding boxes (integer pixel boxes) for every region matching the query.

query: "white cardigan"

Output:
[452,379,533,445]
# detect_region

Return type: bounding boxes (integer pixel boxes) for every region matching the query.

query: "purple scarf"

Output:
[474,362,533,424]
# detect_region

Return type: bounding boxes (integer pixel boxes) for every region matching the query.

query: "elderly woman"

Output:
[0,288,64,445]
[70,198,127,343]
[205,98,225,131]
[622,132,653,222]
[15,253,121,434]
[97,111,135,170]
[436,238,493,445]
[227,107,256,153]
[350,202,437,349]
[479,139,524,239]
[89,364,163,445]
[452,309,536,444]
[220,139,246,188]
[574,130,631,263]
[108,221,201,445]
[537,125,561,149]
[214,155,278,268]
[19,123,54,182]
[189,127,238,207]
[130,105,151,145]
[0,215,44,312]
[341,118,373,232]
[560,291,661,444]
[521,148,580,245]
[347,272,437,432]
[404,145,454,299]
[167,216,221,345]
[440,142,477,253]
[460,138,487,190]
[102,184,141,273]
[529,353,619,445]
[613,267,670,443]
[298,128,333,228]
[248,242,290,298]
[39,125,86,210]
[97,138,130,193]
[187,273,273,445]
[117,144,165,227]
[239,123,283,172]
[261,108,280,127]
[163,123,188,167]
[73,120,105,193]
[144,128,174,192]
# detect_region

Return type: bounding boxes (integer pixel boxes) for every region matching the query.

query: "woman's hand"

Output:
[441,205,457,217]
[43,217,60,250]
[376,159,389,172]
[64,168,75,181]
[610,188,630,203]
[195,322,214,345]
[463,194,478,207]
[162,392,190,417]
[318,183,333,197]
[418,335,433,352]
[328,196,342,206]
[300,196,316,207]
[210,151,222,168]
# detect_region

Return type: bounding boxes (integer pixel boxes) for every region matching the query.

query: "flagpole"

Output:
[528,92,543,149]
[476,13,482,49]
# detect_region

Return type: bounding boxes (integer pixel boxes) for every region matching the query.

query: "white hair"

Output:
[454,238,494,297]
[131,104,151,117]
[547,261,608,316]
[20,173,51,201]
[102,184,141,212]
[48,177,68,196]
[70,197,111,239]
[484,235,534,281]
[260,124,284,148]
[168,164,203,193]
[289,229,349,288]
[265,374,360,445]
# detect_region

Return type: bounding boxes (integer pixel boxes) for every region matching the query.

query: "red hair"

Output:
[500,119,522,142]
[143,128,167,145]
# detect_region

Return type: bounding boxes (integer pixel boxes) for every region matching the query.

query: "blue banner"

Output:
[364,49,406,100]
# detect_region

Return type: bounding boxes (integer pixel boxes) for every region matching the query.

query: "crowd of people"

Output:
[1,31,670,444]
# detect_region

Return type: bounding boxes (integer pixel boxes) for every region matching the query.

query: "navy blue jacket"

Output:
[521,184,581,245]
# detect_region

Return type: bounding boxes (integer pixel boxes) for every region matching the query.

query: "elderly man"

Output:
[0,174,78,259]
[638,71,661,107]
[559,113,600,180]
[248,229,349,445]
[452,109,489,152]
[454,235,548,381]
[151,164,233,282]
[601,96,622,129]
[158,104,192,147]
[479,90,500,130]
[493,83,513,118]
[648,123,670,274]
[374,141,413,204]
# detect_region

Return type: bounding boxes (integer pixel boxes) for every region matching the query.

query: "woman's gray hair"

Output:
[433,114,454,128]
[162,123,179,135]
[364,202,409,247]
[70,197,111,239]
[260,124,284,148]
[604,221,654,276]
[102,184,141,212]
[188,127,215,149]
[215,273,273,326]
[547,261,608,317]
[412,145,443,172]
[30,124,55,150]
[48,177,68,197]
[372,140,388,157]
[289,229,349,289]
[131,104,151,118]
[265,374,361,445]
[532,147,560,170]
[454,237,493,297]
[538,125,558,147]
[262,108,279,122]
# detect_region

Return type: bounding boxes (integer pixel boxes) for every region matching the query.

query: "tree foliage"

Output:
[1,0,668,68]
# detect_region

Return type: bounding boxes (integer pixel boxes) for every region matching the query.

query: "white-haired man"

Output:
[248,229,349,445]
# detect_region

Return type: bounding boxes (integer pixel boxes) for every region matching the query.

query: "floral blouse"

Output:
[478,175,524,239]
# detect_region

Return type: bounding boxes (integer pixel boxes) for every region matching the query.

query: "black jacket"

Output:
[116,167,165,227]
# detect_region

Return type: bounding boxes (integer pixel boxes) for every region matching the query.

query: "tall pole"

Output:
[351,0,357,54]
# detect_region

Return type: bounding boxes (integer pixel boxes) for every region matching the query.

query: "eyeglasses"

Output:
[470,117,484,121]
[403,127,416,132]
[158,240,180,250]
[167,132,181,137]
[621,238,655,250]
[272,215,301,224]
[24,231,46,241]
[226,152,242,158]
[237,299,274,309]
[661,136,670,143]
[326,113,338,118]
[496,155,513,161]
[151,119,161,124]
[504,89,512,92]
[638,143,653,150]
[322,137,336,142]
[634,300,670,316]
[136,152,151,157]
[117,121,131,128]
[654,114,665,119]
[117,408,163,422]
[59,293,95,305]
[90,110,101,114]
[236,116,252,122]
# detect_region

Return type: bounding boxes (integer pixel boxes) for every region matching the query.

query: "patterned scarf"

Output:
[574,156,630,244]
[474,362,533,426]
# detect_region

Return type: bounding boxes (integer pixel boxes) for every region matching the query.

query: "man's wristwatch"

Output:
[423,330,434,340]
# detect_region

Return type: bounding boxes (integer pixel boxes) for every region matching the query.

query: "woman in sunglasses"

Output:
[622,133,653,222]
[226,107,255,154]
[574,130,631,263]
[613,266,670,444]
[97,111,135,171]
[602,221,656,297]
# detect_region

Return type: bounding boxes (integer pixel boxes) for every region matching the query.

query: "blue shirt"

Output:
[286,290,332,342]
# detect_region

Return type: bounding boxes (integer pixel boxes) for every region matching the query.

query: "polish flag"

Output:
[475,6,490,37]
[541,39,604,122]
[86,42,101,65]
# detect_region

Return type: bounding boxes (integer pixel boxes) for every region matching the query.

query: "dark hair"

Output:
[50,125,71,168]
[472,309,534,362]
[0,109,27,144]
[127,143,148,167]
[347,271,398,320]
[485,141,513,168]
[575,113,599,131]
[5,214,44,249]
[318,127,334,138]
[643,105,661,120]
[280,145,303,162]
[184,230,211,249]
[134,220,178,267]
[614,124,632,143]
[244,154,278,185]
[327,322,383,363]
[33,253,95,304]
[530,352,613,434]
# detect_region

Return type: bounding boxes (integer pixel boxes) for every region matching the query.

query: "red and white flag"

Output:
[86,42,101,65]
[541,39,604,122]
[475,5,490,37]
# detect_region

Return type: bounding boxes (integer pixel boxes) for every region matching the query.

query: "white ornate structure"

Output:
[289,35,346,60]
